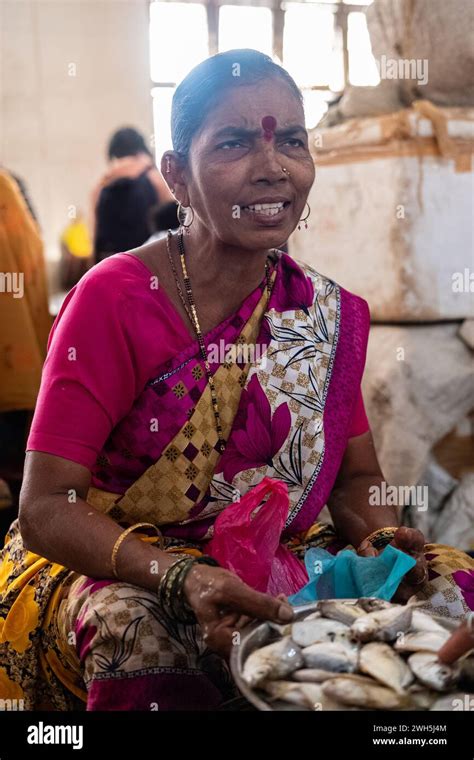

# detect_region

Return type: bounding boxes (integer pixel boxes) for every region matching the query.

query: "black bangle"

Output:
[158,554,220,625]
[174,555,221,622]
[193,556,220,569]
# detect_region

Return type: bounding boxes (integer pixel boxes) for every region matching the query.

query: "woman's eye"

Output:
[218,140,245,150]
[284,138,305,148]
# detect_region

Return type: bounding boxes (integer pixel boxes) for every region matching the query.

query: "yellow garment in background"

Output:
[0,170,51,412]
[60,218,92,259]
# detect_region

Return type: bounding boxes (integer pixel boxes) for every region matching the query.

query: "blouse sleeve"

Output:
[26,265,146,470]
[347,387,370,438]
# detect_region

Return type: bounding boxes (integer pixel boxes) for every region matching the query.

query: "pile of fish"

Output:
[240,598,474,711]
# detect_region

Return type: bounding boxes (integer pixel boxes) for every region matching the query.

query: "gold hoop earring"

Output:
[298,202,310,231]
[177,202,194,233]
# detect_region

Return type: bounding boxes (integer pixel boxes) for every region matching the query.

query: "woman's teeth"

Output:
[244,202,286,216]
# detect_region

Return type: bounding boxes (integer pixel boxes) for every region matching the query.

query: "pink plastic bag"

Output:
[206,476,308,597]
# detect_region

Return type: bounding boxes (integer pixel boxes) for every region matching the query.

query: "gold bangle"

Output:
[111,522,163,579]
[357,527,399,554]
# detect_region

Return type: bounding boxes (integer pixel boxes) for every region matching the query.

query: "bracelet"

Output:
[412,566,429,587]
[111,522,163,579]
[357,526,399,554]
[158,556,193,622]
[158,554,220,625]
[159,555,220,624]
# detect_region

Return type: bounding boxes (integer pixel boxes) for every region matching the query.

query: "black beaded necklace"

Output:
[166,228,275,454]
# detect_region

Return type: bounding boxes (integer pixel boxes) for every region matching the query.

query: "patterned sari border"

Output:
[285,285,370,534]
[284,282,342,528]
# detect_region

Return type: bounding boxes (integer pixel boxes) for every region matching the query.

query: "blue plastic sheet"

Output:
[288,544,416,606]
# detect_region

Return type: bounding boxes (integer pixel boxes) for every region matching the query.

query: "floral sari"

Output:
[0,251,473,710]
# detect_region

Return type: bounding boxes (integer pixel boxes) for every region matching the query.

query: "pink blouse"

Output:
[26,254,369,470]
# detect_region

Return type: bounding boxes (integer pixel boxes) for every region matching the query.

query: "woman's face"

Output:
[170,77,315,251]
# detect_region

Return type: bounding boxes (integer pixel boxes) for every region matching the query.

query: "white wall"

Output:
[0,0,153,289]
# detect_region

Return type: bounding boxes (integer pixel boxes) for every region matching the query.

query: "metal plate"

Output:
[230,600,459,711]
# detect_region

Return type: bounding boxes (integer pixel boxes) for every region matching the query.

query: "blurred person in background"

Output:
[58,212,93,291]
[0,169,50,532]
[146,199,179,243]
[91,126,175,262]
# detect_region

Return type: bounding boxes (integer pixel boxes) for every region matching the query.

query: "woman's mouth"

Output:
[241,201,291,222]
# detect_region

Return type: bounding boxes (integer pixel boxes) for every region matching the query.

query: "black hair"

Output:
[171,48,304,159]
[107,127,152,160]
[150,200,179,233]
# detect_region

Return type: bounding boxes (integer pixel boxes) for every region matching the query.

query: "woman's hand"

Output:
[184,564,294,658]
[358,526,428,604]
[390,527,428,603]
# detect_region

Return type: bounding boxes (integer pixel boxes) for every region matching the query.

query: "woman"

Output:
[0,169,51,505]
[0,170,50,414]
[91,126,174,262]
[1,50,472,711]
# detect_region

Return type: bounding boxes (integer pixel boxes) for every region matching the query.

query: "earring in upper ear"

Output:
[165,157,176,194]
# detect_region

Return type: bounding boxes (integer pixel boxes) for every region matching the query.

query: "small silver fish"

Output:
[405,684,438,710]
[359,642,413,694]
[408,652,460,692]
[322,674,408,710]
[261,680,320,709]
[318,600,367,626]
[302,611,322,621]
[302,642,358,673]
[268,622,292,637]
[297,683,328,710]
[394,631,450,654]
[358,598,394,613]
[410,610,452,635]
[265,681,362,711]
[242,636,303,687]
[351,604,414,643]
[291,618,350,648]
[292,668,341,683]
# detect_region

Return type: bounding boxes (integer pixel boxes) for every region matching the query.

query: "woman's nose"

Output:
[252,145,288,182]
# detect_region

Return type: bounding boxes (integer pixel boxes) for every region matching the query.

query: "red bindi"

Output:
[261,115,277,141]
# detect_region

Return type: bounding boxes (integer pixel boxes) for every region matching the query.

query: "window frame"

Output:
[149,0,373,93]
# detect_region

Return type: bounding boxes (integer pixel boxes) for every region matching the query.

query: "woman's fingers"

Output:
[184,566,295,656]
[402,555,428,586]
[185,566,293,624]
[200,617,236,658]
[357,538,378,557]
[196,607,251,658]
[221,579,294,623]
[235,614,252,629]
[391,526,425,555]
[392,580,416,605]
[388,527,428,603]
[390,526,428,587]
[195,577,293,641]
